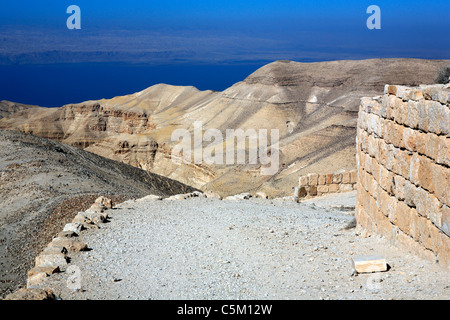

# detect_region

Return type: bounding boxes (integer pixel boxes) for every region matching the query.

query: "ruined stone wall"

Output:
[298,170,357,198]
[356,84,450,269]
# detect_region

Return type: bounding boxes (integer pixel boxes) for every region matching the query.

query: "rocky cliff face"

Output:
[0,100,41,120]
[1,58,448,197]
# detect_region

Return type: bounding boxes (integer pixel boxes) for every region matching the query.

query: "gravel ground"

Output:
[0,130,196,298]
[40,192,450,300]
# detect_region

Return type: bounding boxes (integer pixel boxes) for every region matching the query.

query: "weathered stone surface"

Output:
[35,253,68,268]
[254,192,268,199]
[165,194,187,200]
[139,194,163,201]
[3,288,56,300]
[350,170,358,184]
[308,186,318,196]
[352,256,387,273]
[87,202,108,213]
[82,211,107,224]
[332,173,342,184]
[72,213,89,224]
[422,85,448,104]
[204,192,222,200]
[357,84,450,269]
[307,173,319,186]
[328,184,340,193]
[63,222,84,235]
[48,237,88,252]
[341,172,351,184]
[27,266,60,278]
[299,176,309,187]
[318,174,326,185]
[95,196,113,209]
[42,246,67,256]
[26,272,48,288]
[339,184,354,192]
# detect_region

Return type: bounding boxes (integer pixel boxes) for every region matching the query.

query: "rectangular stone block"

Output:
[308,173,319,186]
[384,94,394,120]
[403,179,419,209]
[428,193,443,229]
[417,216,435,251]
[408,89,424,101]
[408,207,421,241]
[408,153,421,186]
[392,147,411,179]
[414,130,428,156]
[332,173,342,184]
[393,99,408,125]
[406,100,419,129]
[342,172,351,184]
[376,186,390,217]
[402,127,417,153]
[427,100,450,135]
[371,158,380,183]
[396,202,413,235]
[339,184,354,192]
[35,254,68,268]
[436,135,450,166]
[393,174,406,201]
[28,266,60,278]
[350,170,358,184]
[317,185,329,193]
[328,184,340,193]
[386,85,397,95]
[307,186,317,196]
[416,100,430,133]
[326,173,333,185]
[299,176,309,187]
[422,86,449,104]
[318,174,326,185]
[390,122,405,149]
[430,161,450,207]
[352,256,387,273]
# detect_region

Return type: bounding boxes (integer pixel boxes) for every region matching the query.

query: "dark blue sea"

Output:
[0,63,265,108]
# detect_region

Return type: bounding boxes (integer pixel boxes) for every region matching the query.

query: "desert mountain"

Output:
[0,129,196,297]
[1,58,448,197]
[0,100,41,120]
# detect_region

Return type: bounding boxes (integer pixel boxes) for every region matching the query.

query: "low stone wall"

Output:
[356,84,449,269]
[298,170,357,198]
[3,197,113,300]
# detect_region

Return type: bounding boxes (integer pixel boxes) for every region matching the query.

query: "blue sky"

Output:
[0,0,448,27]
[0,0,448,64]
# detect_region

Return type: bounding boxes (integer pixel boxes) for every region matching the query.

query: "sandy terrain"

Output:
[38,192,450,300]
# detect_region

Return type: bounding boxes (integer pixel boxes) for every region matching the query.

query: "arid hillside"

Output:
[0,129,196,298]
[1,58,448,197]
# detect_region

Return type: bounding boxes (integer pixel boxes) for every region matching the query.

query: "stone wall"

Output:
[356,84,450,269]
[298,170,357,198]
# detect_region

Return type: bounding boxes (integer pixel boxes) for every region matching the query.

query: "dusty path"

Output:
[40,192,450,300]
